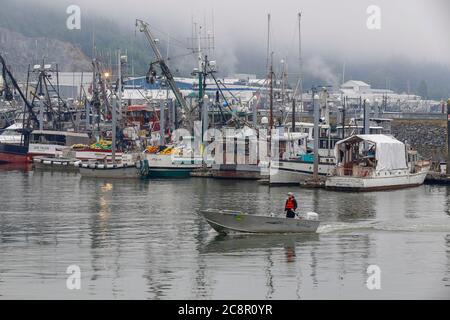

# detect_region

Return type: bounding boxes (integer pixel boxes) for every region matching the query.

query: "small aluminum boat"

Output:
[201,209,320,234]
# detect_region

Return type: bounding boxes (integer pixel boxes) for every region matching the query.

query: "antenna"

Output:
[211,9,216,59]
[297,12,303,111]
[188,20,215,61]
[342,61,346,85]
[266,13,271,75]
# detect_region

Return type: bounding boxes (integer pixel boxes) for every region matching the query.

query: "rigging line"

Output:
[241,78,269,105]
[166,52,197,62]
[284,20,299,65]
[144,23,191,49]
[155,37,191,51]
[135,88,160,122]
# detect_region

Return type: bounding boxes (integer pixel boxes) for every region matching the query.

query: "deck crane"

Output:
[136,19,191,129]
[0,53,39,128]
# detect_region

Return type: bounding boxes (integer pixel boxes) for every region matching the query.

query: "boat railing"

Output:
[335,163,374,177]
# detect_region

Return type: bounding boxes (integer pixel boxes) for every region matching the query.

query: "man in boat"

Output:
[285,192,298,218]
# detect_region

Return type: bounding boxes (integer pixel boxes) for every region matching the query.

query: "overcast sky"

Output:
[60,0,450,63]
[13,0,450,79]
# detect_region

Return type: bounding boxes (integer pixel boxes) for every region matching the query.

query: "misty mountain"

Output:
[0,0,449,100]
[0,27,92,74]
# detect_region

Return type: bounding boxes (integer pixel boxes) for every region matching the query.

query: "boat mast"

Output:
[269,53,274,130]
[297,12,303,114]
[266,13,274,130]
[112,49,121,163]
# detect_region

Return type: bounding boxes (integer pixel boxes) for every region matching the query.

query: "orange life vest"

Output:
[285,197,295,209]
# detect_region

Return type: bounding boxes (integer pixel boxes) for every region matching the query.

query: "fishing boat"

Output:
[140,135,205,178]
[325,134,431,191]
[200,209,320,234]
[33,156,79,172]
[269,119,394,185]
[27,130,90,158]
[269,127,334,184]
[0,123,30,163]
[211,126,269,180]
[78,50,141,179]
[142,152,203,178]
[77,161,139,178]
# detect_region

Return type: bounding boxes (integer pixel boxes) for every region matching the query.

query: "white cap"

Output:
[287,192,293,196]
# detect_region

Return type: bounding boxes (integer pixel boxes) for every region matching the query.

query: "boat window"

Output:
[1,129,19,136]
[31,134,67,145]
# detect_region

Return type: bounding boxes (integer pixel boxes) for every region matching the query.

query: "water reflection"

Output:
[264,250,274,299]
[444,234,450,288]
[0,168,449,299]
[201,234,319,254]
[0,163,32,172]
[446,187,450,217]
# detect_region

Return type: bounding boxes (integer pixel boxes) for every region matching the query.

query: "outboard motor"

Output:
[305,212,319,221]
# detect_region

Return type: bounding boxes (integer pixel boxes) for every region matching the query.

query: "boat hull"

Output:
[201,210,320,234]
[269,160,334,185]
[211,164,267,180]
[79,165,139,178]
[143,154,202,179]
[0,144,29,163]
[325,170,428,191]
[33,157,79,172]
[147,167,194,178]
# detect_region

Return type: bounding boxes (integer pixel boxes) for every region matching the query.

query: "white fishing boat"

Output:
[0,123,24,145]
[27,130,90,158]
[325,134,431,191]
[269,119,394,185]
[269,159,335,184]
[141,138,205,178]
[269,124,336,184]
[201,209,320,234]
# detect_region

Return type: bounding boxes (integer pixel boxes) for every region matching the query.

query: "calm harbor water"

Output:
[0,165,449,299]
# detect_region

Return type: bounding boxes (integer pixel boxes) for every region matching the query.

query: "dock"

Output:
[425,171,450,185]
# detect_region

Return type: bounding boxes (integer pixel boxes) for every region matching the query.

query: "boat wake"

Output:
[317,219,450,234]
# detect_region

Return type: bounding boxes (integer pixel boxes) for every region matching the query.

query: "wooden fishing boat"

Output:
[200,209,320,234]
[325,134,431,191]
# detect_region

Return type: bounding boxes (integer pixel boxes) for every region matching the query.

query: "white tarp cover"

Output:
[335,134,407,170]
